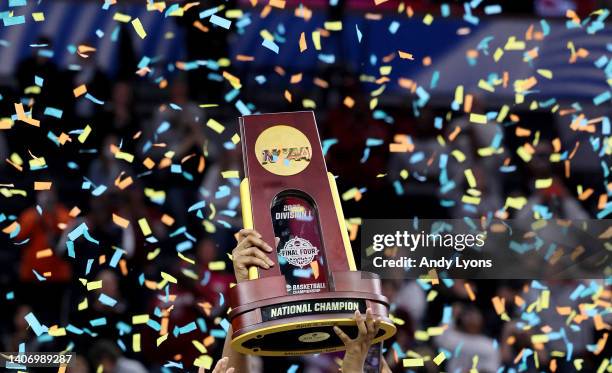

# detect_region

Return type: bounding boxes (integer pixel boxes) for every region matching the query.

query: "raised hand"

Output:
[333,308,381,373]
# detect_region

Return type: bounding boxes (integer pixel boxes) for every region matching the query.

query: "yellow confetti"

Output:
[132,314,149,324]
[505,36,525,50]
[206,118,225,134]
[531,334,549,344]
[131,18,147,39]
[138,218,152,236]
[223,71,241,89]
[192,340,207,354]
[86,280,102,291]
[537,69,553,79]
[324,21,342,31]
[433,352,446,365]
[403,358,424,367]
[535,178,553,189]
[312,31,321,50]
[451,150,466,162]
[178,252,195,265]
[302,99,316,108]
[469,113,487,124]
[156,333,168,346]
[299,32,307,52]
[132,334,141,352]
[221,170,240,178]
[497,105,509,122]
[493,47,504,62]
[454,85,464,105]
[115,151,135,163]
[32,12,45,22]
[464,169,477,188]
[113,12,132,23]
[78,298,88,311]
[208,261,226,271]
[147,248,161,260]
[160,271,178,283]
[194,355,213,369]
[77,124,91,143]
[505,196,528,210]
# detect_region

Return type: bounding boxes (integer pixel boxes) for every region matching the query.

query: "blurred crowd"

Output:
[0,1,610,373]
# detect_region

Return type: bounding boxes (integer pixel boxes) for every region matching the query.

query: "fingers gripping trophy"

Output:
[227,111,396,357]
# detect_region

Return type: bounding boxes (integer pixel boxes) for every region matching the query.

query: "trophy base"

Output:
[229,272,396,356]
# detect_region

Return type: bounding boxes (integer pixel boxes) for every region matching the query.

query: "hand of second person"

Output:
[231,229,276,283]
[210,357,234,373]
[334,308,381,373]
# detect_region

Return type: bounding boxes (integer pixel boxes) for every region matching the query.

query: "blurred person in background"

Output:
[194,237,233,311]
[177,1,234,103]
[145,76,208,225]
[92,81,140,155]
[85,270,128,340]
[394,280,427,329]
[380,308,417,373]
[69,354,91,373]
[443,97,506,218]
[70,39,112,122]
[88,339,147,373]
[16,36,63,111]
[523,280,601,373]
[1,304,40,353]
[434,303,501,373]
[16,190,73,320]
[57,194,136,282]
[199,147,243,251]
[515,141,590,221]
[142,261,204,370]
[147,76,206,161]
[500,320,548,372]
[88,134,124,188]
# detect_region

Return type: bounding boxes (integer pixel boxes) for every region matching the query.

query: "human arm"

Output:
[218,229,276,372]
[333,308,381,373]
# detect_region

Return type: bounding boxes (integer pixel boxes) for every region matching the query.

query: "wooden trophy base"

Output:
[229,271,396,356]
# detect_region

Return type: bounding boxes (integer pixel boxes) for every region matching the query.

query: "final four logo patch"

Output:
[279,237,319,268]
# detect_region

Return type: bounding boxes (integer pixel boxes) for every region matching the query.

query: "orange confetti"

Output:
[112,213,130,228]
[161,214,175,226]
[34,181,52,190]
[236,54,254,61]
[36,248,53,259]
[290,73,302,84]
[464,282,476,301]
[398,50,414,60]
[73,84,87,97]
[299,32,307,52]
[343,96,355,108]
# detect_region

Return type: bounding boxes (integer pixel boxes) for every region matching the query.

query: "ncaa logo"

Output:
[279,237,319,268]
